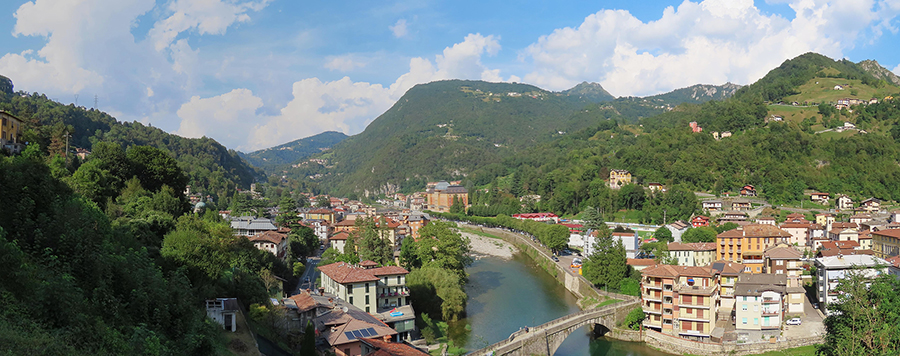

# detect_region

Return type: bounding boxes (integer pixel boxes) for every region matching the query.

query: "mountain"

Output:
[240,131,348,168]
[561,81,616,102]
[858,59,900,86]
[0,79,260,201]
[646,83,742,104]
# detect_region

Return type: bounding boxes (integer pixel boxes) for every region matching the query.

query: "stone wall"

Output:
[641,330,823,356]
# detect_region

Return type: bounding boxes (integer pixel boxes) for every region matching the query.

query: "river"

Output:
[449,253,673,356]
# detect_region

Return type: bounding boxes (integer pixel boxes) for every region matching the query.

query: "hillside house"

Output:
[666,221,691,243]
[0,111,24,154]
[206,298,240,332]
[849,214,872,225]
[318,262,411,314]
[836,195,853,210]
[689,121,703,133]
[702,200,723,212]
[717,211,748,224]
[810,192,830,204]
[731,200,752,211]
[648,182,666,192]
[740,185,757,197]
[608,169,633,188]
[691,215,710,227]
[756,217,776,226]
[249,231,289,261]
[860,198,881,213]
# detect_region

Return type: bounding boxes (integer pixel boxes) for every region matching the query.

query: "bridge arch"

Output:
[469,299,639,356]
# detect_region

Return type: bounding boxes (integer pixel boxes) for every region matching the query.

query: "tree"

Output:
[126,146,188,196]
[357,218,392,265]
[622,307,646,330]
[315,196,330,208]
[654,226,673,242]
[416,221,472,281]
[682,226,717,243]
[407,266,467,321]
[300,321,316,356]
[581,206,605,232]
[449,195,465,214]
[714,222,739,234]
[545,224,570,253]
[399,237,421,270]
[582,223,627,289]
[819,273,900,356]
[278,195,297,213]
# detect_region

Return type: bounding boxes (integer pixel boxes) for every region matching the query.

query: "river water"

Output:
[449,253,673,356]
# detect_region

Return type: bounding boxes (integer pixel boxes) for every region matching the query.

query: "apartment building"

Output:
[318,262,411,314]
[716,224,792,273]
[734,274,787,331]
[641,265,719,341]
[815,254,888,314]
[667,242,717,267]
[872,228,900,259]
[763,244,805,313]
[708,261,746,312]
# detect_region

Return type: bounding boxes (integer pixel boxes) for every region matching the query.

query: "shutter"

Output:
[684,295,692,304]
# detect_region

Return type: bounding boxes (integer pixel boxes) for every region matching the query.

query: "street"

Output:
[294,254,320,296]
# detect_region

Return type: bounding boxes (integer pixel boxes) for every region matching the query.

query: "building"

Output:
[400,212,430,239]
[608,169,632,188]
[285,291,332,331]
[859,198,881,213]
[708,261,746,312]
[330,232,350,253]
[0,111,24,154]
[205,298,240,332]
[334,219,360,234]
[815,255,888,314]
[887,256,900,280]
[734,274,787,331]
[815,213,835,227]
[731,200,752,211]
[359,337,429,356]
[717,211,748,224]
[666,221,691,243]
[716,224,792,273]
[872,229,900,259]
[230,217,278,236]
[702,200,723,212]
[836,195,853,210]
[425,181,468,213]
[690,215,710,227]
[763,244,805,313]
[667,242,717,267]
[318,262,411,314]
[306,208,336,224]
[321,311,398,356]
[810,192,830,204]
[849,214,872,225]
[756,217,776,226]
[641,265,719,341]
[249,231,289,261]
[648,182,666,192]
[612,231,640,259]
[689,121,703,133]
[779,219,812,249]
[740,185,757,197]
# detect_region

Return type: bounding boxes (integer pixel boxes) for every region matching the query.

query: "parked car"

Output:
[551,256,559,262]
[571,258,583,268]
[812,302,819,309]
[786,318,802,325]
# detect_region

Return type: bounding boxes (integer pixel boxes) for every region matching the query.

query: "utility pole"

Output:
[64,131,70,166]
[74,94,78,106]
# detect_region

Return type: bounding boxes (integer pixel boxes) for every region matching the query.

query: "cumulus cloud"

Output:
[893,63,900,76]
[178,33,514,150]
[390,19,409,38]
[522,0,900,96]
[148,0,271,51]
[176,88,264,145]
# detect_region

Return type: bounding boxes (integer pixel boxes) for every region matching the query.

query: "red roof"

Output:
[318,262,381,284]
[360,338,429,356]
[717,224,791,238]
[359,260,378,267]
[512,213,558,219]
[642,264,714,278]
[309,208,334,214]
[369,266,409,276]
[627,258,657,266]
[249,231,287,244]
[330,232,350,240]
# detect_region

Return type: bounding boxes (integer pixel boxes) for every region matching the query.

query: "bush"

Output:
[622,307,646,330]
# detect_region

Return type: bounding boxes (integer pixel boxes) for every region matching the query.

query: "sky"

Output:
[1,0,899,152]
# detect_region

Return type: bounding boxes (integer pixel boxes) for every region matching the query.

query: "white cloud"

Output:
[177,34,515,151]
[176,88,264,145]
[390,19,408,38]
[522,0,900,96]
[148,0,271,51]
[893,63,900,76]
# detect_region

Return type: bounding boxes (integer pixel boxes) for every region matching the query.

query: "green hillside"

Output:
[239,130,348,169]
[0,82,260,203]
[562,81,616,102]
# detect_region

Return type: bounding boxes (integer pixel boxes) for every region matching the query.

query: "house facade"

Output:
[249,231,289,261]
[231,217,278,236]
[318,262,411,314]
[734,274,787,331]
[425,181,468,213]
[716,224,792,274]
[815,255,887,314]
[608,169,633,188]
[763,244,805,313]
[667,242,716,267]
[0,111,24,154]
[691,215,710,227]
[836,195,853,210]
[702,200,723,212]
[872,229,900,259]
[641,265,719,341]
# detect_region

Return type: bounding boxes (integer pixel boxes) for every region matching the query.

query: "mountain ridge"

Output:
[239,130,348,168]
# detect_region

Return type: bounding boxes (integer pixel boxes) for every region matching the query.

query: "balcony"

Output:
[762,309,779,316]
[645,283,662,290]
[762,297,779,304]
[743,259,764,264]
[678,303,711,309]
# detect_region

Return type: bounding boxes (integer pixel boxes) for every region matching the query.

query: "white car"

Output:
[786,318,802,325]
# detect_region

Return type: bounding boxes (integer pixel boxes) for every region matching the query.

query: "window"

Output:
[753,305,758,312]
[348,284,353,292]
[777,260,784,266]
[742,304,748,311]
[742,318,747,325]
[743,296,748,302]
[397,276,402,284]
[365,295,369,304]
[366,306,370,312]
[345,349,350,356]
[365,283,370,293]
[349,296,354,304]
[753,318,758,325]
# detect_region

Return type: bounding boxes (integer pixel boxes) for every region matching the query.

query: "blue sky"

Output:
[1,0,898,151]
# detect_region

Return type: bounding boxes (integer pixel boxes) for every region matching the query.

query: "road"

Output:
[294,254,320,296]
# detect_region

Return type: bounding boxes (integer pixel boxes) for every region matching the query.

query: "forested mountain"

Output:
[239,131,348,169]
[454,53,900,219]
[646,83,742,104]
[0,78,260,203]
[561,81,616,102]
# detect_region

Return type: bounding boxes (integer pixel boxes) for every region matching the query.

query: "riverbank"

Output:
[457,228,517,260]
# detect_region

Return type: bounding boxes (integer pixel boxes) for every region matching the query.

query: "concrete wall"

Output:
[640,330,822,356]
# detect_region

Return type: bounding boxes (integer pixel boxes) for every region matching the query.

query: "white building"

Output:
[815,254,888,314]
[612,231,640,259]
[734,274,787,331]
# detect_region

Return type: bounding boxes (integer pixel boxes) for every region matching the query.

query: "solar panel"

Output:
[344,331,356,340]
[352,330,364,338]
[365,327,377,336]
[360,329,372,337]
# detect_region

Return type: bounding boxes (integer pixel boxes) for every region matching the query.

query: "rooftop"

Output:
[717,224,791,238]
[816,255,888,269]
[360,338,429,356]
[249,231,287,244]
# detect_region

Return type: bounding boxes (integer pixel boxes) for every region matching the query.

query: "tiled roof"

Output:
[735,273,786,296]
[230,218,278,231]
[763,244,802,259]
[780,222,811,228]
[249,231,287,244]
[318,262,381,284]
[359,260,378,267]
[885,255,900,268]
[831,222,858,229]
[872,229,900,239]
[330,232,350,240]
[668,242,716,251]
[309,208,334,214]
[326,318,396,346]
[627,258,657,266]
[335,219,358,226]
[287,292,327,312]
[369,266,409,276]
[717,224,791,238]
[642,264,714,278]
[708,260,745,275]
[361,338,429,356]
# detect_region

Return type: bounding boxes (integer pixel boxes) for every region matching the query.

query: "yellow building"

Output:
[716,224,791,274]
[306,208,335,223]
[609,169,632,188]
[872,229,900,259]
[0,111,24,154]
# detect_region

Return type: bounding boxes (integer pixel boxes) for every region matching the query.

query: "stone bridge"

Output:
[468,299,640,356]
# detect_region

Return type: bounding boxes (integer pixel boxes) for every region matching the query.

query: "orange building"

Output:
[641,265,719,341]
[716,224,791,273]
[425,181,468,213]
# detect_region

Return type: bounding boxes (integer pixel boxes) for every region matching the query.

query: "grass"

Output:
[596,298,621,308]
[611,209,643,224]
[752,344,819,356]
[783,77,894,105]
[457,226,501,239]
